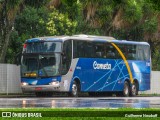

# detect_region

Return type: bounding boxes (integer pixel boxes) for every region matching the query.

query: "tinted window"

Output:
[94,42,117,59]
[73,41,118,59]
[73,40,150,61]
[73,40,95,58]
[25,42,62,53]
[115,44,150,61]
[136,45,150,60]
[126,45,136,60]
[94,42,105,58]
[61,40,72,75]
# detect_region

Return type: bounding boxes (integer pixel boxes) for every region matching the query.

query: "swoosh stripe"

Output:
[111,42,134,84]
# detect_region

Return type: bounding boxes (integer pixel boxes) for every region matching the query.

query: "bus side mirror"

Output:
[15,52,22,66]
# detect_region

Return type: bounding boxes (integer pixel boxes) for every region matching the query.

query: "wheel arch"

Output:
[70,77,81,91]
[74,78,81,91]
[124,78,131,87]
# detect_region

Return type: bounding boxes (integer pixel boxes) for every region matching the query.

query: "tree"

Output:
[3,0,160,71]
[152,46,160,70]
[15,6,49,39]
[46,8,77,35]
[0,0,23,63]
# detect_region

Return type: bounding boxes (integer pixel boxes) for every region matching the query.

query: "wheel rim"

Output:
[124,87,128,95]
[132,84,137,95]
[124,82,129,96]
[72,84,77,96]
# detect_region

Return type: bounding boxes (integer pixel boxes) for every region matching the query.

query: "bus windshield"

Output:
[21,53,61,77]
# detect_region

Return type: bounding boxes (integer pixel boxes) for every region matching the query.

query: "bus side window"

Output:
[106,44,115,59]
[74,41,96,58]
[62,40,72,75]
[73,40,85,58]
[136,45,145,60]
[84,42,95,58]
[127,45,136,60]
[143,45,150,60]
[94,42,105,58]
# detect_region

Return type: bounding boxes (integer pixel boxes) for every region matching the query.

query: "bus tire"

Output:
[123,81,130,97]
[130,82,138,97]
[69,81,79,97]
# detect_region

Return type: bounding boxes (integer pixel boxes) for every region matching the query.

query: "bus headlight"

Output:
[21,82,28,86]
[49,81,59,86]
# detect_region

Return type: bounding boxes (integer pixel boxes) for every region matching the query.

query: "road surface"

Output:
[0,96,160,108]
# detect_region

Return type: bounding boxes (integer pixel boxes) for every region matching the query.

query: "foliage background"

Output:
[0,0,160,70]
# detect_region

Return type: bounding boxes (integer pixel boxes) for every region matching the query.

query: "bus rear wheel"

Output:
[69,81,80,97]
[130,82,138,96]
[123,81,130,97]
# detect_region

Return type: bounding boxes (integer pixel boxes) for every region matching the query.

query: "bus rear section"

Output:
[69,39,151,97]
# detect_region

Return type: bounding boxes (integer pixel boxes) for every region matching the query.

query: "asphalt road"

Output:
[0,96,160,108]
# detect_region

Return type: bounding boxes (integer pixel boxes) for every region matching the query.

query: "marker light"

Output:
[23,44,27,52]
[30,73,37,77]
[23,44,27,48]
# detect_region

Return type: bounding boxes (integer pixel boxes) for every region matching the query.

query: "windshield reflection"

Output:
[21,53,60,77]
[24,42,62,53]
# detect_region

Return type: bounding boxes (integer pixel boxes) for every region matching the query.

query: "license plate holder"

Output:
[35,87,42,91]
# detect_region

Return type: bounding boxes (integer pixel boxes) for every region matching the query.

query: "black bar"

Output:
[0,111,160,117]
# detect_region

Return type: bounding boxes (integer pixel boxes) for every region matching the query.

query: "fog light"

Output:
[21,82,28,86]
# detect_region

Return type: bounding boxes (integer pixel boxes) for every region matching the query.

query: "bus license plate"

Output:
[35,87,42,91]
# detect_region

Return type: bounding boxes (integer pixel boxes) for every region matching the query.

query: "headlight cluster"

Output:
[21,82,28,86]
[49,81,59,86]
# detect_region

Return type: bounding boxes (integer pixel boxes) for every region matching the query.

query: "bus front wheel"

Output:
[69,81,80,97]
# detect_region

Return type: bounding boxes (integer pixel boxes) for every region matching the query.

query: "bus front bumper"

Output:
[21,85,60,92]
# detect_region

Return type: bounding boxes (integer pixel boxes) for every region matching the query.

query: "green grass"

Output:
[0,108,160,119]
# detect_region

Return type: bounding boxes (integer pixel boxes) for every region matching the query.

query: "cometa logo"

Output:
[93,61,111,70]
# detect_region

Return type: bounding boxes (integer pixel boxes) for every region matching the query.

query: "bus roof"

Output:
[25,34,149,46]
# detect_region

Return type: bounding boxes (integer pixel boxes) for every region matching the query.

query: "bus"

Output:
[20,35,151,97]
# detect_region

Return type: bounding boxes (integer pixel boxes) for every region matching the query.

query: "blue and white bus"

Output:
[21,35,151,97]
